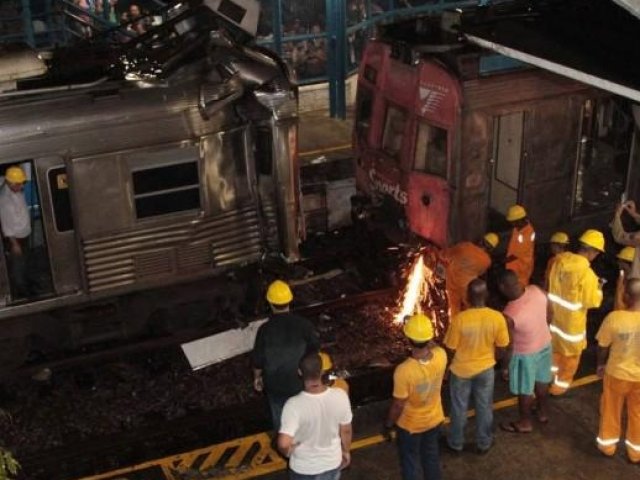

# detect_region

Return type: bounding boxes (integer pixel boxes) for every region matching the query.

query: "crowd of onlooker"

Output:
[73,0,153,39]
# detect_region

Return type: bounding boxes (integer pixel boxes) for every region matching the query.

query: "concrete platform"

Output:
[298,110,353,162]
[263,378,640,480]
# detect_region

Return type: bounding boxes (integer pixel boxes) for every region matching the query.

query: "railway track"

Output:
[1,287,397,383]
[7,287,402,480]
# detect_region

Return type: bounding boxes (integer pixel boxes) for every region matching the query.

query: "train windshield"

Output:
[414,121,447,178]
[382,105,408,160]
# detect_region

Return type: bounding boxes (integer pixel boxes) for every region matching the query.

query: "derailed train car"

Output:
[352,8,639,248]
[0,0,301,369]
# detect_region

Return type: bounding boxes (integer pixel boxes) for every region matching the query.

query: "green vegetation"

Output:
[0,410,19,480]
[0,448,19,480]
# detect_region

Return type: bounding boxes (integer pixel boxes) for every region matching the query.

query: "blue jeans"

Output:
[448,367,495,451]
[267,393,289,433]
[290,467,341,480]
[397,425,442,480]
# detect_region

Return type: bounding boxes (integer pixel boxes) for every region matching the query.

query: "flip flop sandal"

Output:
[500,421,533,434]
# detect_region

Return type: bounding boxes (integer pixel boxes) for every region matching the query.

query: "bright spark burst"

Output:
[394,254,427,324]
[392,250,448,338]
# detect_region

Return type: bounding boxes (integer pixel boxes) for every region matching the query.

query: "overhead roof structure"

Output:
[461,0,640,103]
[611,0,640,18]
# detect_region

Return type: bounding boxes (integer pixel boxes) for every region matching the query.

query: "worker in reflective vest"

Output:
[505,205,535,286]
[444,232,499,318]
[615,247,635,311]
[544,232,570,290]
[595,278,640,462]
[547,229,604,396]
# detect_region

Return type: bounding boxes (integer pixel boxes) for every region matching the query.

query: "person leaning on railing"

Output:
[611,200,640,279]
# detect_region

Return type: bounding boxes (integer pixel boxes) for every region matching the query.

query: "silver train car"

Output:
[0,0,301,370]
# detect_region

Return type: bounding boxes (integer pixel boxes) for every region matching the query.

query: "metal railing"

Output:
[1,0,498,117]
[0,0,67,47]
[256,0,486,118]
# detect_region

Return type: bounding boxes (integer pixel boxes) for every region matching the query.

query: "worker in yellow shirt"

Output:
[319,351,350,394]
[385,313,446,480]
[444,278,509,454]
[444,232,499,318]
[547,229,605,396]
[614,247,635,311]
[505,205,536,286]
[544,232,570,289]
[595,278,640,463]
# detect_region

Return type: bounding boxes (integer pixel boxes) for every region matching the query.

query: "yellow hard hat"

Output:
[319,351,332,371]
[617,246,636,263]
[5,166,26,184]
[483,232,499,249]
[579,229,605,252]
[506,205,527,222]
[403,313,434,343]
[550,232,570,245]
[265,280,293,305]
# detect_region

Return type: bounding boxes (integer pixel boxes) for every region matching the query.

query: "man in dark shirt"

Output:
[252,280,320,432]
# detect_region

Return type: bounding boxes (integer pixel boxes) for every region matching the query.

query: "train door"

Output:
[0,161,56,303]
[488,111,524,228]
[34,157,82,296]
[407,120,450,247]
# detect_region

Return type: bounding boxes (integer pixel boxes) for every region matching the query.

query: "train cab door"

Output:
[488,111,524,228]
[0,160,59,304]
[33,157,82,299]
[407,120,451,247]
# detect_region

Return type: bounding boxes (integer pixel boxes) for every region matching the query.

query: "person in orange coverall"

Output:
[505,205,535,286]
[444,232,499,318]
[596,278,640,463]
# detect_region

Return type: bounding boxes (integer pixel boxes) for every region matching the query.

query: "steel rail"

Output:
[1,288,396,382]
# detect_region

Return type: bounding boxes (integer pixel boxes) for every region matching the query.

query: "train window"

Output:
[218,0,247,24]
[132,162,200,219]
[363,65,377,84]
[356,88,373,142]
[573,98,633,215]
[48,167,74,232]
[382,105,407,159]
[414,121,447,177]
[255,127,273,176]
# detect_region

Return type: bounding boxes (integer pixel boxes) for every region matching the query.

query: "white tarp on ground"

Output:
[181,318,268,370]
[611,0,640,18]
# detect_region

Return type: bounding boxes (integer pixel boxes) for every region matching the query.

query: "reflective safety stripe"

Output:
[597,437,620,447]
[549,324,585,343]
[518,233,523,243]
[553,376,570,388]
[550,365,559,373]
[531,232,536,241]
[547,293,583,311]
[626,440,640,452]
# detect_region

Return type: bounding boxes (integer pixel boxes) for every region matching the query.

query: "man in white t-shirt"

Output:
[278,352,353,480]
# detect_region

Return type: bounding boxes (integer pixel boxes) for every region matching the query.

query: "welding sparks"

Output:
[394,254,427,324]
[392,251,447,338]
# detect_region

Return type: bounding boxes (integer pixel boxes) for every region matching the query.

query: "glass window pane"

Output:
[415,122,448,178]
[382,105,407,158]
[48,167,74,232]
[135,188,200,219]
[132,162,199,195]
[356,88,374,142]
[574,99,633,214]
